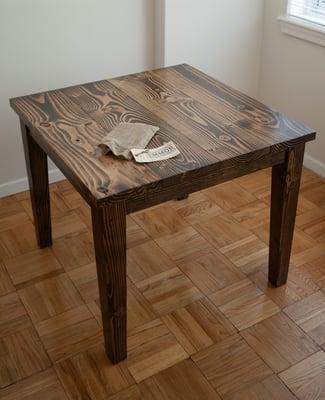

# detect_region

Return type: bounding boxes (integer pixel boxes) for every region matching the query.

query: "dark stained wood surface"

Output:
[269,143,305,287]
[10,64,316,209]
[91,202,127,363]
[21,122,52,248]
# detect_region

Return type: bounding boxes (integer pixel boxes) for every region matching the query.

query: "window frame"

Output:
[278,0,325,47]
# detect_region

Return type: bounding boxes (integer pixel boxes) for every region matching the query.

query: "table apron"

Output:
[123,149,286,214]
[24,119,286,213]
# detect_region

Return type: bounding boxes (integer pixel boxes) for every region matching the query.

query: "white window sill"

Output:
[278,15,325,47]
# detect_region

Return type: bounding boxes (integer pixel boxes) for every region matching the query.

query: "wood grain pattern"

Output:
[279,351,325,400]
[0,368,68,400]
[192,334,272,396]
[0,326,51,388]
[284,291,325,346]
[55,343,134,399]
[91,202,127,364]
[138,359,221,400]
[126,319,188,382]
[223,375,296,400]
[241,312,319,373]
[10,64,315,209]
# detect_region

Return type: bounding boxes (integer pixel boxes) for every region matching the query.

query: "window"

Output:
[278,0,325,47]
[288,0,325,26]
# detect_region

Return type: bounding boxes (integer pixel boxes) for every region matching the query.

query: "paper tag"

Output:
[131,141,180,163]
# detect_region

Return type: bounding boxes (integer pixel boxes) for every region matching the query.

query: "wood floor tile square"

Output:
[192,334,272,396]
[219,235,269,275]
[55,343,134,400]
[56,180,84,210]
[223,375,296,400]
[68,262,99,302]
[127,240,176,284]
[194,213,251,249]
[209,279,261,306]
[0,368,68,400]
[209,280,280,330]
[236,169,271,196]
[297,194,316,215]
[291,227,319,255]
[52,210,88,240]
[155,226,211,262]
[171,191,222,224]
[0,263,14,296]
[126,216,150,249]
[136,267,204,316]
[5,248,63,289]
[139,359,221,399]
[15,197,33,221]
[52,232,95,271]
[284,291,325,346]
[162,298,236,354]
[0,327,50,388]
[279,351,325,400]
[47,185,71,218]
[296,207,325,243]
[107,385,142,400]
[0,292,31,337]
[0,222,38,261]
[178,249,244,295]
[300,256,325,288]
[127,319,188,382]
[250,267,320,308]
[127,281,157,331]
[75,203,93,232]
[292,244,325,267]
[205,181,256,211]
[232,200,270,230]
[0,197,30,232]
[301,179,325,207]
[296,194,318,215]
[35,305,102,362]
[133,205,189,239]
[241,313,319,373]
[19,273,84,323]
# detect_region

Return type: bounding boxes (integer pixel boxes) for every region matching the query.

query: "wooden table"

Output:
[10,64,316,364]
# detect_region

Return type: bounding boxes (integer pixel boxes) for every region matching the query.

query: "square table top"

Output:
[10,64,316,207]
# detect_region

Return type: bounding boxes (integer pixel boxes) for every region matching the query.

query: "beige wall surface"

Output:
[0,0,155,195]
[163,0,265,97]
[259,0,325,175]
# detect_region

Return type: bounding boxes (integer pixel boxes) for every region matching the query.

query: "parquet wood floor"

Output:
[0,167,324,399]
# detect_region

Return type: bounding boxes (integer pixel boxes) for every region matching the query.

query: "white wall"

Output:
[0,0,155,196]
[259,0,325,176]
[162,0,265,97]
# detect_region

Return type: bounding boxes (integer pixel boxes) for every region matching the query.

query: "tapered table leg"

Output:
[21,120,52,248]
[269,143,305,287]
[91,202,127,364]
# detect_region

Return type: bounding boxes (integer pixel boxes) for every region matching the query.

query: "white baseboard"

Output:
[0,168,65,198]
[304,153,325,177]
